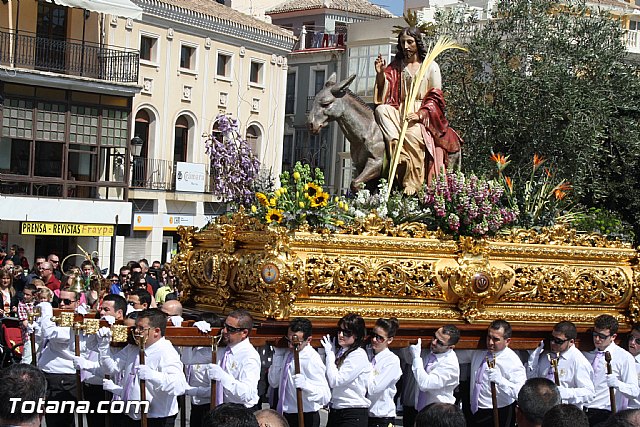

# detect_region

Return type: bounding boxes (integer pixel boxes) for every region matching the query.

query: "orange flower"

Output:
[554,190,567,200]
[504,176,513,193]
[533,154,546,170]
[490,152,510,172]
[553,181,571,200]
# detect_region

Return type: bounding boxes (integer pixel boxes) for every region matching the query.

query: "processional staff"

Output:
[605,351,617,414]
[486,353,499,427]
[137,331,148,427]
[547,352,560,386]
[73,321,85,427]
[27,307,41,367]
[210,332,223,409]
[292,335,305,427]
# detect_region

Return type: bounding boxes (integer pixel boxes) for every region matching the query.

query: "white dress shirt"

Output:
[268,345,331,413]
[38,314,88,374]
[367,347,401,418]
[627,354,640,409]
[528,344,594,407]
[460,347,526,410]
[182,338,261,408]
[412,348,460,407]
[100,337,187,420]
[326,347,372,409]
[583,342,640,410]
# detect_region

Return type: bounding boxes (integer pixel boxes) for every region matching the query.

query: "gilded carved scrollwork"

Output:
[495,225,633,249]
[306,256,443,299]
[502,265,629,304]
[438,238,515,322]
[172,226,198,303]
[628,264,640,324]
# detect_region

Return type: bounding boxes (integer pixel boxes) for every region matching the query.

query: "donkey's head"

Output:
[307,72,357,134]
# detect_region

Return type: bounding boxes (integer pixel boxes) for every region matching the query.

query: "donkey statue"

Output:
[307,72,385,192]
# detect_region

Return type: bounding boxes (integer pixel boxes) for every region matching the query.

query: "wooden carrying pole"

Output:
[548,353,560,386]
[210,333,222,409]
[139,334,148,427]
[73,324,84,427]
[292,336,305,427]
[605,351,617,413]
[486,354,499,427]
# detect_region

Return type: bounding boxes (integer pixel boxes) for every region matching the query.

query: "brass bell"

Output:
[69,275,85,294]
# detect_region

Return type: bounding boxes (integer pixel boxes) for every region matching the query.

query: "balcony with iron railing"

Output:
[130,157,216,192]
[292,25,347,52]
[0,28,139,84]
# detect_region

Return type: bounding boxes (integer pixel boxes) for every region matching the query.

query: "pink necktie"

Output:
[123,354,139,401]
[277,352,293,414]
[471,352,491,414]
[592,351,604,376]
[416,353,437,411]
[216,348,231,405]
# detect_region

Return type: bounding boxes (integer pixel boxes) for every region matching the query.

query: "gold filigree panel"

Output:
[502,265,630,304]
[306,256,443,299]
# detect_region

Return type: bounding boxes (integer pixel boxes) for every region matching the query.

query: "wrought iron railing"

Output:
[0,28,139,83]
[130,157,214,192]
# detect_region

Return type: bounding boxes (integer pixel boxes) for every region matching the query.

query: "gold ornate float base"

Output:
[173,213,640,333]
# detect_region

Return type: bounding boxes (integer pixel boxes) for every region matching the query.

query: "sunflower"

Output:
[304,183,323,200]
[265,208,284,224]
[310,191,330,208]
[256,192,269,207]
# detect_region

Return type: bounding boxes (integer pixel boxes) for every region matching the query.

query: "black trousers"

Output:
[284,411,321,427]
[44,372,77,427]
[584,407,611,427]
[84,383,107,427]
[403,406,417,427]
[467,403,516,427]
[120,415,177,427]
[328,407,369,427]
[190,403,210,427]
[368,416,395,427]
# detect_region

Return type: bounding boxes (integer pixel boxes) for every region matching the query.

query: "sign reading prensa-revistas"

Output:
[20,222,114,237]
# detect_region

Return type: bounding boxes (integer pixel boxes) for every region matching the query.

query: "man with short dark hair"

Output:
[127,288,152,312]
[98,308,187,425]
[601,409,640,427]
[527,321,594,408]
[541,404,589,427]
[415,402,466,427]
[25,256,46,285]
[202,403,260,427]
[582,314,639,426]
[46,253,62,280]
[624,324,640,410]
[410,324,461,411]
[516,378,561,427]
[459,319,526,427]
[0,364,47,427]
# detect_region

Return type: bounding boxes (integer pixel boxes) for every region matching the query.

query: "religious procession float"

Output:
[171,31,640,350]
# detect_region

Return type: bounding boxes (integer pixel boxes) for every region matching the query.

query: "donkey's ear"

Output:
[324,72,337,87]
[330,74,356,95]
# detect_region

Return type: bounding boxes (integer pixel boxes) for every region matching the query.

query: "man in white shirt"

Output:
[268,317,330,427]
[410,324,461,411]
[582,314,639,426]
[98,308,187,426]
[206,308,261,409]
[38,289,89,427]
[625,323,640,409]
[515,378,561,427]
[526,321,594,408]
[459,319,526,427]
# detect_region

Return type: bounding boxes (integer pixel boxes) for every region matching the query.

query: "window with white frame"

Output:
[217,52,232,78]
[348,44,392,97]
[249,59,264,85]
[140,34,158,63]
[179,43,197,70]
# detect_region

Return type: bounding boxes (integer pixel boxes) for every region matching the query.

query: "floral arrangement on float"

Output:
[204,114,633,242]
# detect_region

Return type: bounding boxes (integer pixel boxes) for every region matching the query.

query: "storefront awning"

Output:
[45,0,143,19]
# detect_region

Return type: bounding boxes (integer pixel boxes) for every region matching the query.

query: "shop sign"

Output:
[175,162,206,193]
[20,222,114,236]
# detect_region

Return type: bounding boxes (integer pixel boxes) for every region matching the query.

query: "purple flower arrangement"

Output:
[423,171,519,237]
[205,114,261,206]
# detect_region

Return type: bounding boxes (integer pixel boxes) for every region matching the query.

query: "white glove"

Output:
[137,365,163,384]
[76,305,88,315]
[194,320,211,333]
[169,316,184,327]
[321,334,334,355]
[528,339,545,371]
[207,364,233,387]
[558,386,573,400]
[410,338,422,361]
[607,374,621,389]
[102,315,116,326]
[26,322,40,335]
[72,356,99,371]
[96,327,112,350]
[102,379,123,396]
[293,373,311,391]
[488,368,504,385]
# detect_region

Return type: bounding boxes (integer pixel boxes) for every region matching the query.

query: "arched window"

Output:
[245,125,261,157]
[174,115,189,163]
[134,109,150,158]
